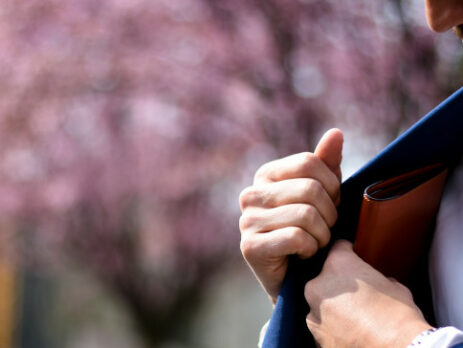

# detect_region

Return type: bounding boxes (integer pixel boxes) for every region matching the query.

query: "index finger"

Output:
[254,152,341,203]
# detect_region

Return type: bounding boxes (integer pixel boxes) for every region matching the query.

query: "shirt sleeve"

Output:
[407,327,463,347]
[258,320,269,348]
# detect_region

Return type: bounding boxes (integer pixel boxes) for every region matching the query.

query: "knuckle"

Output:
[239,212,257,232]
[239,186,258,210]
[300,204,316,225]
[288,228,317,257]
[304,281,312,301]
[318,229,331,248]
[324,250,346,271]
[260,189,273,207]
[240,185,273,209]
[304,179,322,200]
[301,238,318,258]
[301,151,315,162]
[323,257,337,271]
[288,228,316,256]
[286,226,302,242]
[328,181,340,201]
[300,152,317,171]
[304,279,318,302]
[240,236,259,261]
[396,282,413,297]
[307,241,318,257]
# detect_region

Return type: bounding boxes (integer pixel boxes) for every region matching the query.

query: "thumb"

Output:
[314,128,343,181]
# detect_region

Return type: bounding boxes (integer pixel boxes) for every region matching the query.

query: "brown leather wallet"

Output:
[353,163,448,283]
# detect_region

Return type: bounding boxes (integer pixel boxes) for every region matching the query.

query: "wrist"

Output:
[391,320,434,348]
[406,327,463,347]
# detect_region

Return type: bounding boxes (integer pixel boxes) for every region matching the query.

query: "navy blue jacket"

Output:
[263,88,463,348]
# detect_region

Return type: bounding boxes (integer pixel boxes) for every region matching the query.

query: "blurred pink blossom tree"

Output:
[0,0,461,345]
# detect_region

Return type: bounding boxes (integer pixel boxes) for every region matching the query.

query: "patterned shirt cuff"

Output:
[407,327,463,347]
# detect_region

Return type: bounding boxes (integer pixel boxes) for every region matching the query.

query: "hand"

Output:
[239,129,343,305]
[304,240,433,348]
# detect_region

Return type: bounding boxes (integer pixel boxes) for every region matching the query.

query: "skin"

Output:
[239,1,463,346]
[425,0,463,34]
[239,128,343,304]
[304,240,433,348]
[300,2,463,346]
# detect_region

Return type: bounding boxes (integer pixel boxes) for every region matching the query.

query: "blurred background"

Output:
[0,0,462,347]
